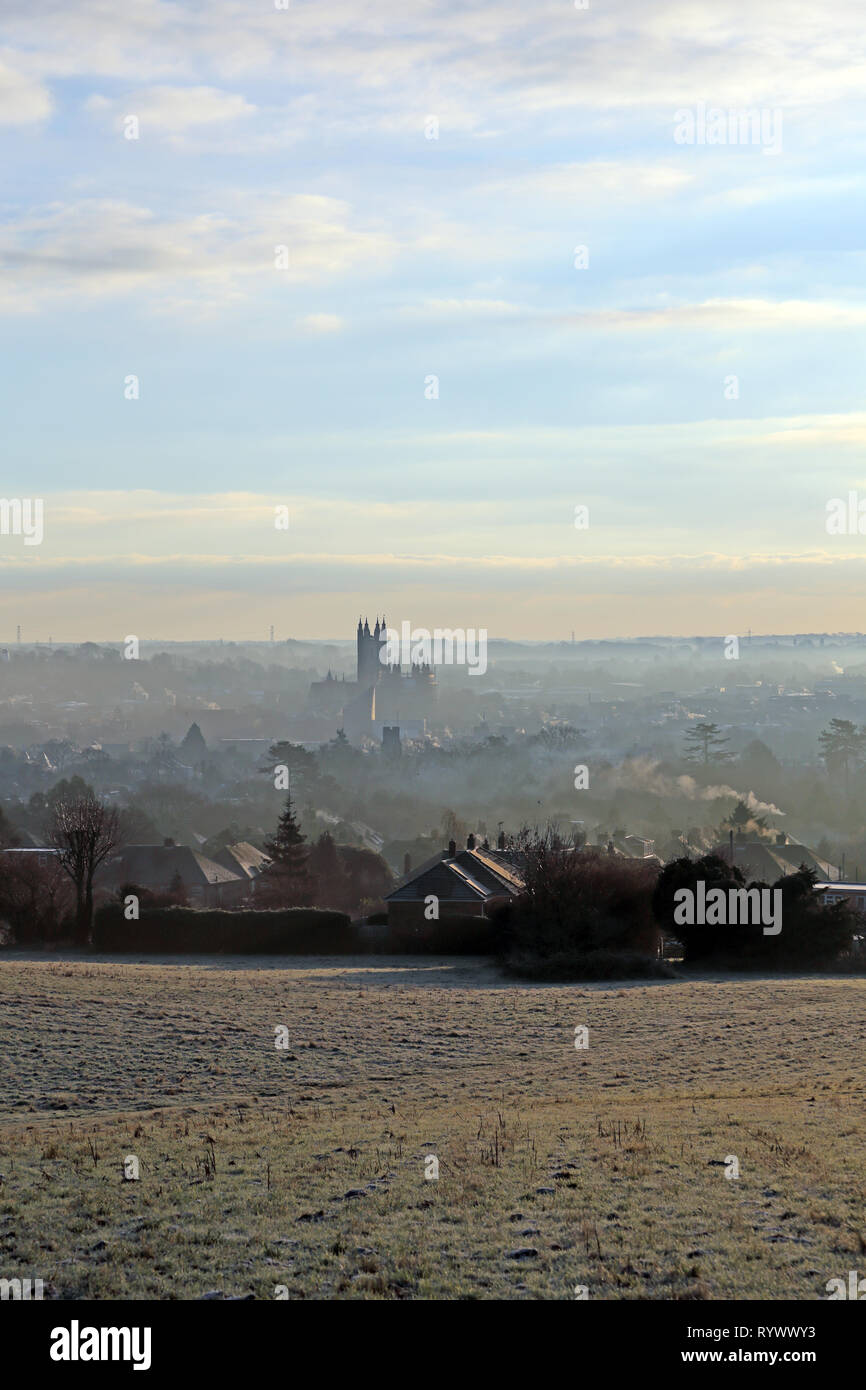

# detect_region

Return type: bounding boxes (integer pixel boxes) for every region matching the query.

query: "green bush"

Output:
[92,904,355,954]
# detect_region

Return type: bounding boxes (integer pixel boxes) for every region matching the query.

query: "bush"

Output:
[502,948,676,982]
[501,838,661,966]
[385,912,497,954]
[653,858,859,969]
[0,855,75,945]
[653,854,747,962]
[92,904,355,954]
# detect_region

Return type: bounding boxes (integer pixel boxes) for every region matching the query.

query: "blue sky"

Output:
[1,0,866,641]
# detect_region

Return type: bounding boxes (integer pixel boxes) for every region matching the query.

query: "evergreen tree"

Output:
[818,718,866,797]
[179,722,208,767]
[260,795,314,907]
[683,722,731,765]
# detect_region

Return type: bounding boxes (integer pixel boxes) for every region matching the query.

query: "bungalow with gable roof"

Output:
[385,836,524,929]
[101,841,246,907]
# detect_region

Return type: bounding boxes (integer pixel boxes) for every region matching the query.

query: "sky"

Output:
[1,0,866,642]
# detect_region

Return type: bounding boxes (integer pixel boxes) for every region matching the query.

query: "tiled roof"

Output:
[386,846,524,902]
[107,845,243,887]
[213,841,270,878]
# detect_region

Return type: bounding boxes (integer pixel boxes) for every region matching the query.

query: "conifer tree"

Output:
[261,795,314,906]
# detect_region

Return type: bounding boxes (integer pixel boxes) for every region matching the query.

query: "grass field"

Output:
[1,953,865,1300]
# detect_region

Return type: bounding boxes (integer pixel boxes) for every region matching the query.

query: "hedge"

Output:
[92,904,355,954]
[383,912,498,955]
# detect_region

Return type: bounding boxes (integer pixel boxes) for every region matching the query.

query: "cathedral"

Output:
[307,615,436,742]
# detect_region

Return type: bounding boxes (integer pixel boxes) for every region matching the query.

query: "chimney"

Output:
[403,851,412,876]
[163,837,175,847]
[497,829,506,850]
[467,833,476,850]
[448,838,457,857]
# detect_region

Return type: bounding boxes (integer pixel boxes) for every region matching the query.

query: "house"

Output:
[102,842,246,907]
[211,841,270,890]
[385,837,524,928]
[0,846,60,868]
[711,836,839,883]
[814,882,866,915]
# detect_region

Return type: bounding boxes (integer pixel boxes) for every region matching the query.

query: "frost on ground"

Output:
[0,955,864,1300]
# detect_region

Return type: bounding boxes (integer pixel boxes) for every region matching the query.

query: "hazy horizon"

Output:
[3,2,866,638]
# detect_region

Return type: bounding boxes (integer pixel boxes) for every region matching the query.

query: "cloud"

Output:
[0,58,52,124]
[0,196,397,313]
[554,299,866,333]
[85,85,256,134]
[296,313,344,334]
[481,162,694,202]
[397,298,523,321]
[6,0,866,138]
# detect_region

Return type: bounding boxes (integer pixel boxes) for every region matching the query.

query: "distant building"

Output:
[308,615,436,742]
[815,882,866,914]
[102,842,245,907]
[385,839,524,929]
[211,841,270,890]
[0,847,59,867]
[711,836,839,883]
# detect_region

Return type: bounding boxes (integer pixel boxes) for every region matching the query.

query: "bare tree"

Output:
[48,795,121,944]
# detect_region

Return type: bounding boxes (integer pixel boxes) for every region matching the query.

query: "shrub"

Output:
[501,836,661,965]
[503,948,676,982]
[385,912,497,954]
[92,904,355,953]
[653,858,859,968]
[0,854,75,945]
[652,854,747,962]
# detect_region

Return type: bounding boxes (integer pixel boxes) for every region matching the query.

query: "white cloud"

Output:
[0,58,51,124]
[296,313,344,334]
[398,297,523,321]
[555,298,866,333]
[0,196,397,314]
[481,162,694,202]
[5,0,866,135]
[85,85,256,134]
